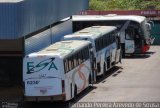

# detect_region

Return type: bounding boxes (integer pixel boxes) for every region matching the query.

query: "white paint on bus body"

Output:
[23,40,92,101]
[62,26,121,76]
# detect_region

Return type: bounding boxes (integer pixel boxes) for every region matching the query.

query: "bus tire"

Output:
[89,74,93,87]
[73,85,77,101]
[119,53,122,63]
[121,48,125,58]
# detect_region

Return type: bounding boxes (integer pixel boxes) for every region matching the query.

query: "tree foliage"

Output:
[89,0,160,10]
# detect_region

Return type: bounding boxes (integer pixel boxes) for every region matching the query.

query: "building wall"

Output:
[0,0,88,39]
[25,20,72,55]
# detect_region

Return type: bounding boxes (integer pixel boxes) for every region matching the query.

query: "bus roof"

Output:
[0,0,23,3]
[64,26,117,40]
[72,15,146,23]
[28,40,91,58]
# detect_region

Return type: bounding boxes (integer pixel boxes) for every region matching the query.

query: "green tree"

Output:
[89,0,160,10]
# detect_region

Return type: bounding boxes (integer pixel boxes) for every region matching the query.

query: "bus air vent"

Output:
[61,41,73,43]
[79,31,89,33]
[46,48,58,51]
[92,26,101,28]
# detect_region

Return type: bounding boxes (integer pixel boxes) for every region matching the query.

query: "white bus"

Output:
[62,26,121,77]
[23,40,93,101]
[72,15,154,56]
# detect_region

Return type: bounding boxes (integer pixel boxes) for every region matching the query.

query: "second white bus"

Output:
[62,26,121,78]
[72,15,154,56]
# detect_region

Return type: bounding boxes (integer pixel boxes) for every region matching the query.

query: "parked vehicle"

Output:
[72,15,154,56]
[23,40,93,101]
[62,26,121,78]
[23,25,122,101]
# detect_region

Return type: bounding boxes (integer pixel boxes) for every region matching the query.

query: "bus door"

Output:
[125,29,135,54]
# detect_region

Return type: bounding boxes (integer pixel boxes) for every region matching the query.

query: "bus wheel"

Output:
[89,74,93,87]
[119,53,122,63]
[121,47,125,58]
[73,85,77,101]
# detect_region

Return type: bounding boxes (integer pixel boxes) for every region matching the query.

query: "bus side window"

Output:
[84,47,89,60]
[110,34,113,44]
[71,56,74,69]
[76,53,79,66]
[97,39,100,51]
[113,33,115,43]
[86,47,89,59]
[98,37,103,51]
[108,34,111,45]
[98,38,101,51]
[68,57,73,71]
[100,37,103,49]
[64,59,69,73]
[105,34,109,46]
[78,51,82,64]
[82,48,85,62]
[84,47,87,61]
[111,32,116,43]
[105,34,108,47]
[81,49,85,62]
[95,39,98,51]
[103,35,106,47]
[80,50,83,63]
[73,53,77,68]
[113,32,116,43]
[101,36,105,49]
[64,60,66,73]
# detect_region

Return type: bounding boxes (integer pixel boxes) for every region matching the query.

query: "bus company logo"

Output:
[27,58,58,74]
